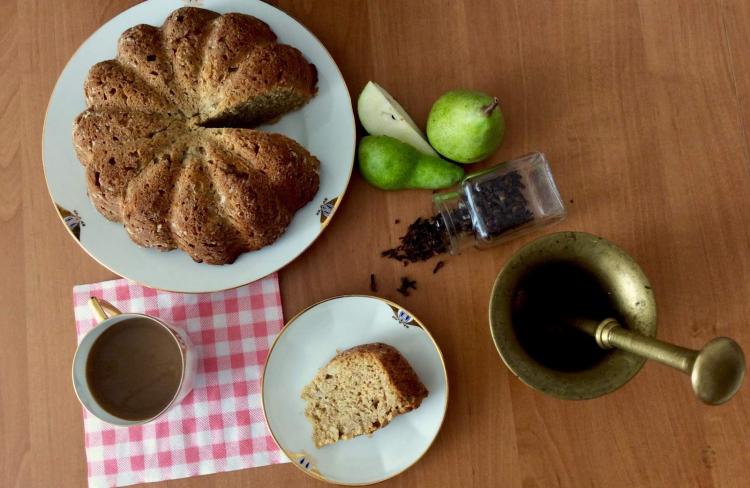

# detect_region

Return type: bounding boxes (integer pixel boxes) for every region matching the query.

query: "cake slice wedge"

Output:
[301,343,428,448]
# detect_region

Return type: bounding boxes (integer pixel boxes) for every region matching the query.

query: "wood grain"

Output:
[2,0,750,486]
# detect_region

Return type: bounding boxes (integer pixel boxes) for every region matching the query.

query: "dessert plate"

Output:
[43,0,355,292]
[262,296,448,485]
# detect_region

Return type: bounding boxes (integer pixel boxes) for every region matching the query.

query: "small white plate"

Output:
[42,0,355,293]
[262,296,449,485]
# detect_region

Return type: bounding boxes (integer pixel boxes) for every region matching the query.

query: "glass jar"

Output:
[433,152,565,253]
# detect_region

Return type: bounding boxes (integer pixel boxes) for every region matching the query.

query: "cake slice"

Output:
[301,343,428,448]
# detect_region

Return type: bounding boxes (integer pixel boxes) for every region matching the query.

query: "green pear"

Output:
[358,135,464,190]
[426,89,505,163]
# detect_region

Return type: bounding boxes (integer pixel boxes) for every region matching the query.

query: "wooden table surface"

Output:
[4,0,750,486]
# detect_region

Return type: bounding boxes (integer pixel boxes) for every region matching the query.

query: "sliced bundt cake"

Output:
[72,6,320,264]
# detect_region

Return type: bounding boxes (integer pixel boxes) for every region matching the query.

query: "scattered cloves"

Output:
[396,276,417,296]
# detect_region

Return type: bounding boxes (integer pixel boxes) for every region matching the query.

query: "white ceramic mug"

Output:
[72,297,198,426]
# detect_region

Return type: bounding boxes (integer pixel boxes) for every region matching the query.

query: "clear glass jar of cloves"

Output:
[382,152,565,265]
[433,152,565,253]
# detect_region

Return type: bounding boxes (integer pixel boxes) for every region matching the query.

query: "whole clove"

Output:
[396,276,417,296]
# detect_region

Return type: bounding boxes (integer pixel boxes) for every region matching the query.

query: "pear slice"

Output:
[357,81,438,157]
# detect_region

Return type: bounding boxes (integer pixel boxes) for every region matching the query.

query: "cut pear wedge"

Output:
[357,81,438,157]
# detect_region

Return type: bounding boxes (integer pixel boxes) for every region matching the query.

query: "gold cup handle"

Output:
[88,297,122,323]
[572,318,746,405]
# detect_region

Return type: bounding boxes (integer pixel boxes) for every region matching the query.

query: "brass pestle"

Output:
[569,318,745,405]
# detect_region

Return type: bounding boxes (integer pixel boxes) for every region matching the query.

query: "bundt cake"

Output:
[72,7,320,264]
[302,343,428,447]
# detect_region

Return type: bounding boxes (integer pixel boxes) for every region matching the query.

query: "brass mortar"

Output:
[490,231,744,403]
[490,231,657,400]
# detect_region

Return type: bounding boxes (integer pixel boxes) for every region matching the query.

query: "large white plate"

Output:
[43,0,355,293]
[262,296,449,485]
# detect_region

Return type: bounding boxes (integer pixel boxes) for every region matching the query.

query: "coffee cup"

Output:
[72,297,198,426]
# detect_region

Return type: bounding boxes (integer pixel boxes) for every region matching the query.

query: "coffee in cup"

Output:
[72,298,197,425]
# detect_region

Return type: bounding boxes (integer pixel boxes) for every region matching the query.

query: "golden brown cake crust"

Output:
[199,13,277,95]
[73,6,320,264]
[200,43,318,127]
[210,129,320,212]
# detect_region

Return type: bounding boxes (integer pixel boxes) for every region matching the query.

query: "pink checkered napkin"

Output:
[72,275,288,488]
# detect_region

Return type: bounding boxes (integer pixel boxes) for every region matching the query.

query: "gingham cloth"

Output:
[72,275,288,487]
